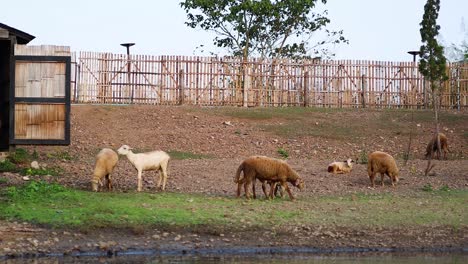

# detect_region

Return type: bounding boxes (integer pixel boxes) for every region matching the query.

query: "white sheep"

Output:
[91,148,119,192]
[367,151,399,187]
[327,158,354,174]
[117,145,170,192]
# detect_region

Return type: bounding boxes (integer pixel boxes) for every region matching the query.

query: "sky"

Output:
[1,0,467,61]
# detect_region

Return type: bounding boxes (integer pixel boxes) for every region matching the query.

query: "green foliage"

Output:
[0,178,8,184]
[0,160,17,172]
[439,185,451,192]
[358,151,368,164]
[8,148,31,164]
[46,150,74,161]
[180,0,347,59]
[277,148,289,159]
[20,167,60,177]
[6,181,65,200]
[418,0,448,84]
[422,183,434,192]
[167,150,212,160]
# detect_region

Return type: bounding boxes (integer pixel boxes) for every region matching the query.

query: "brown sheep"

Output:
[91,148,119,192]
[327,158,354,174]
[425,133,449,160]
[367,151,399,188]
[234,156,304,200]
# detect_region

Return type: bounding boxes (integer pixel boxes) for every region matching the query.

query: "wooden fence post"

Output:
[178,69,185,105]
[303,71,309,107]
[243,66,250,107]
[361,74,366,108]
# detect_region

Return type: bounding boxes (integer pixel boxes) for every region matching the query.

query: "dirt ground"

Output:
[0,105,467,257]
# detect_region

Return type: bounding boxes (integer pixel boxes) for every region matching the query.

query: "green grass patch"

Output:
[277,148,289,159]
[20,167,61,177]
[1,182,466,231]
[7,148,32,164]
[167,150,213,160]
[0,159,18,172]
[46,150,75,161]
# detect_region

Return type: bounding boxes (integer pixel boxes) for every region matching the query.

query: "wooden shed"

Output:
[0,23,70,151]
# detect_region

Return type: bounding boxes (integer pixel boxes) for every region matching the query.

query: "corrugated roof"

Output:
[0,22,35,44]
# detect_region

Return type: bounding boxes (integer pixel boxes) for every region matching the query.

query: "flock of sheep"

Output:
[91,133,449,200]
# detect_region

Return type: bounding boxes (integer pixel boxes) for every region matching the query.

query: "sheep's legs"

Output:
[369,173,376,188]
[380,173,385,187]
[281,181,295,200]
[236,179,243,198]
[244,179,252,199]
[160,161,169,191]
[157,170,163,190]
[106,175,112,191]
[261,181,269,199]
[137,170,143,192]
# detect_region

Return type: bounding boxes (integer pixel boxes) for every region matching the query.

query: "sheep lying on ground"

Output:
[367,151,399,188]
[234,156,304,200]
[327,158,354,174]
[425,132,449,160]
[117,145,170,192]
[91,148,119,192]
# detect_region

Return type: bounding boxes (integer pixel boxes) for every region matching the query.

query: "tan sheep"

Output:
[234,156,304,200]
[367,151,399,188]
[425,133,449,160]
[327,158,354,174]
[91,148,119,192]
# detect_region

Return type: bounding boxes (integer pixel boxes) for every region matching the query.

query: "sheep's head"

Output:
[294,178,305,190]
[345,158,354,167]
[117,145,132,155]
[392,172,399,184]
[91,179,99,192]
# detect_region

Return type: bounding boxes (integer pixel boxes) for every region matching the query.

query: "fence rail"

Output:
[72,51,468,109]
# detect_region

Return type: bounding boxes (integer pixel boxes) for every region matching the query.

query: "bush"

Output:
[20,167,60,177]
[8,148,31,164]
[0,160,17,172]
[422,183,434,192]
[358,150,368,164]
[7,181,65,199]
[277,148,289,159]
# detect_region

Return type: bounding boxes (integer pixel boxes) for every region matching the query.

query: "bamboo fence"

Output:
[72,51,468,109]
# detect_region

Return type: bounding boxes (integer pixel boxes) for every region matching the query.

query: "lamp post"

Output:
[121,43,135,103]
[407,50,423,108]
[407,50,421,63]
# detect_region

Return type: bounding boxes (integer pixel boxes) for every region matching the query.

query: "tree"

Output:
[418,0,448,175]
[443,18,468,62]
[179,0,347,60]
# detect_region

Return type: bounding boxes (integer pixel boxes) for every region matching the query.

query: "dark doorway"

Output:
[0,39,11,150]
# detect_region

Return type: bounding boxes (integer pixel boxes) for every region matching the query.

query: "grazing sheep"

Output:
[117,145,170,192]
[425,133,449,160]
[327,158,354,174]
[234,156,304,200]
[91,148,119,192]
[367,151,399,188]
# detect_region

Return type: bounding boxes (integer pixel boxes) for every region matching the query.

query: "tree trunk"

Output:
[425,81,441,176]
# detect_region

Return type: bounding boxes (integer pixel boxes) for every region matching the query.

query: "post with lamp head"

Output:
[408,50,422,108]
[121,43,135,103]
